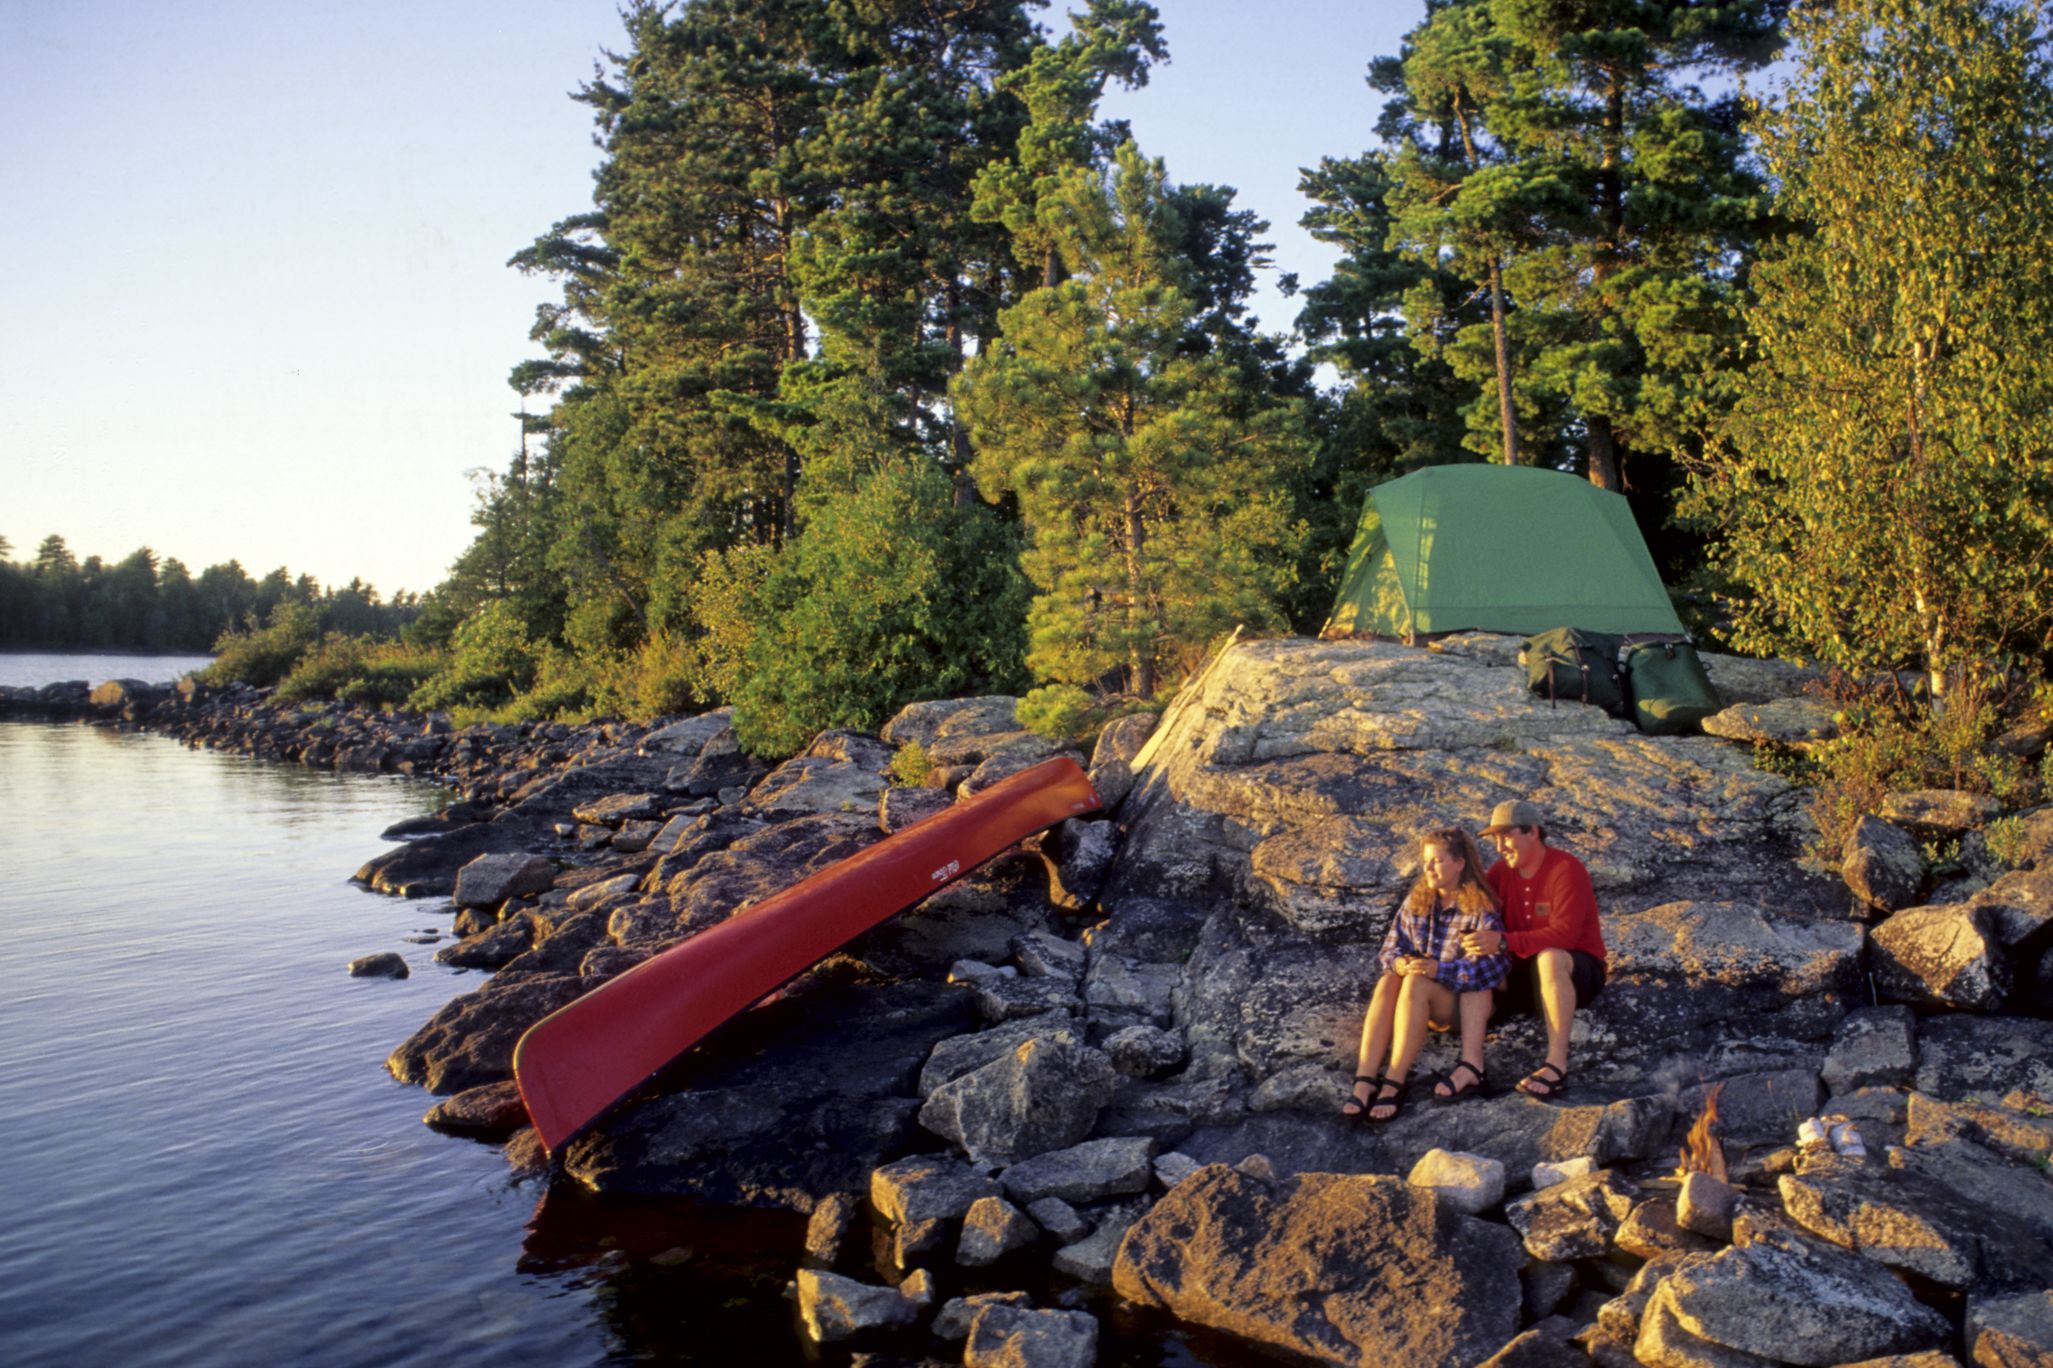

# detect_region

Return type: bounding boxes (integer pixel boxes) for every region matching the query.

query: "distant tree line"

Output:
[0,533,418,653]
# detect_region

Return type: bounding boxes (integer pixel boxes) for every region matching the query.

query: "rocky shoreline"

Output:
[9,640,2053,1367]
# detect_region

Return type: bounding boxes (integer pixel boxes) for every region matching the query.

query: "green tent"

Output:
[1321,464,1685,642]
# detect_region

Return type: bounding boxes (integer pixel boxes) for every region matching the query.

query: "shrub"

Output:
[407,601,540,712]
[889,741,934,789]
[202,601,322,688]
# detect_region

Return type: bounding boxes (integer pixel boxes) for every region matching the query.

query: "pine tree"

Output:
[956,143,1310,699]
[1687,0,2053,695]
[1488,0,1786,491]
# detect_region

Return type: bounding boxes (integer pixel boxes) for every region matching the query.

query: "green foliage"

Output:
[1016,682,1161,745]
[1984,815,2029,871]
[274,635,443,708]
[889,742,934,789]
[201,602,323,689]
[1807,678,2037,857]
[721,459,1030,756]
[1687,0,2053,696]
[407,601,542,713]
[957,142,1312,699]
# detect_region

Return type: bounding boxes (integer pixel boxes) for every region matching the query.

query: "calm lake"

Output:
[0,658,812,1367]
[0,657,1213,1367]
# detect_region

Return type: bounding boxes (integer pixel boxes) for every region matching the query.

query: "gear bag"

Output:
[1622,638,1721,735]
[1523,627,1629,717]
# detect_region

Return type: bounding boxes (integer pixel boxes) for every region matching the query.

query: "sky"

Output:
[1,1,1424,597]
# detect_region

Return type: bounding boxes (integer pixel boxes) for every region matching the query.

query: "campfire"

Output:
[1675,1082,1728,1182]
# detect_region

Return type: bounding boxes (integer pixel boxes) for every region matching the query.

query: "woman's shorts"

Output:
[1491,949,1606,1018]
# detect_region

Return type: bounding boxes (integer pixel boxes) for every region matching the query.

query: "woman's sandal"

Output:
[1366,1075,1409,1123]
[1517,1063,1571,1099]
[1432,1059,1488,1103]
[1340,1073,1384,1119]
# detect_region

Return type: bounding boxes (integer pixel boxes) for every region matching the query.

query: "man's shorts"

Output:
[1491,949,1606,1019]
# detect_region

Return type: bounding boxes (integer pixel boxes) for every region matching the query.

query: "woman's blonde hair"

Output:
[1402,827,1501,918]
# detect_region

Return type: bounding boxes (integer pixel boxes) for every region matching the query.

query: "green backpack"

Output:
[1523,627,1629,718]
[1623,639,1721,736]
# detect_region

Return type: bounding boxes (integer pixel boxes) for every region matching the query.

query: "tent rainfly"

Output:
[1321,464,1686,643]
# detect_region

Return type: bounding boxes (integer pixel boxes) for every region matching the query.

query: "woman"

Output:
[1341,827,1510,1121]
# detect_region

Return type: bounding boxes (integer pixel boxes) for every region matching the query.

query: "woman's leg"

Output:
[1344,971,1404,1114]
[1435,990,1494,1098]
[1375,976,1456,1118]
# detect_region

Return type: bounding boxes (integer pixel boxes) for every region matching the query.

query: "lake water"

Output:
[0,658,1213,1367]
[0,650,215,689]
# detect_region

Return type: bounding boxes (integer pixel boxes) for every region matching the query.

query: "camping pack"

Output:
[1524,627,1629,717]
[1522,629,1722,735]
[1622,638,1721,736]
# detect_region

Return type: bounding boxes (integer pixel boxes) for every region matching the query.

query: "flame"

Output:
[1675,1082,1728,1182]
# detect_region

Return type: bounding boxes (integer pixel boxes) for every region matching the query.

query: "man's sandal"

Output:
[1517,1063,1570,1099]
[1340,1073,1384,1119]
[1432,1059,1488,1103]
[1366,1075,1409,1123]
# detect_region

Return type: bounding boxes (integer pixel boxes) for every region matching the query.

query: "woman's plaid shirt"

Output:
[1377,894,1511,993]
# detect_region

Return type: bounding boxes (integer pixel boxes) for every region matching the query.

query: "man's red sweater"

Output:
[1484,846,1607,961]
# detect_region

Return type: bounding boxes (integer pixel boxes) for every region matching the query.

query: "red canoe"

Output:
[513,755,1102,1153]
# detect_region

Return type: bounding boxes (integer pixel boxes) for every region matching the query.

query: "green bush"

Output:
[889,741,934,789]
[408,601,540,712]
[202,601,322,689]
[1808,678,2040,858]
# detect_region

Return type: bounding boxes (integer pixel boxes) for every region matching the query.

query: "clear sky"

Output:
[1,1,1424,598]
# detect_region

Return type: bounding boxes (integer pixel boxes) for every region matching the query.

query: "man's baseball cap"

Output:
[1481,799,1545,835]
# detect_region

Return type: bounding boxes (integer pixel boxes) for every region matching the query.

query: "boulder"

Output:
[962,741,1082,796]
[387,972,586,1093]
[1011,930,1086,983]
[1823,1005,1919,1096]
[1676,1171,1740,1241]
[1405,1148,1506,1216]
[880,784,952,832]
[1646,1226,1950,1365]
[871,1153,1001,1264]
[1050,1197,1150,1286]
[1091,711,1157,769]
[1504,1169,1637,1262]
[421,1080,529,1137]
[1605,900,1863,1003]
[664,727,766,798]
[957,1195,1040,1266]
[452,852,557,908]
[794,1269,920,1343]
[1778,1151,2053,1290]
[1026,1196,1089,1243]
[346,951,408,979]
[1911,1014,2053,1102]
[918,1018,1085,1097]
[803,1191,862,1266]
[1679,1068,1822,1146]
[1880,789,2002,834]
[1871,903,2012,1010]
[1843,816,1925,914]
[1967,1290,2053,1368]
[745,732,891,820]
[1701,696,1839,744]
[1114,1165,1523,1367]
[963,1303,1098,1368]
[1104,1024,1185,1078]
[976,976,1083,1022]
[1615,1196,1717,1259]
[1960,865,2053,949]
[1045,818,1115,911]
[881,695,1020,752]
[559,982,976,1210]
[434,910,543,970]
[1080,953,1178,1022]
[1531,1156,1598,1190]
[570,791,662,825]
[919,1036,1116,1164]
[638,709,731,757]
[999,1137,1156,1205]
[934,1291,1032,1342]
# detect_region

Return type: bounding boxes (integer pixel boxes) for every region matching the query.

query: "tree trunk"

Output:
[1586,414,1621,490]
[1487,257,1518,465]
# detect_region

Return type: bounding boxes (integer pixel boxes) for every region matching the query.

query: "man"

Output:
[1460,799,1607,1099]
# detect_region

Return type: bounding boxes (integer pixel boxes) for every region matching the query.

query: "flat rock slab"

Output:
[1114,1164,1523,1367]
[1912,1014,2053,1102]
[561,981,977,1209]
[1000,1137,1156,1205]
[1880,789,2002,834]
[387,971,585,1094]
[1779,1151,2053,1289]
[1702,697,1838,744]
[1648,1227,1950,1365]
[1871,904,2012,1011]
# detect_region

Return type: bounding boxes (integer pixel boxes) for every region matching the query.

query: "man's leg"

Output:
[1434,989,1493,1098]
[1520,948,1578,1096]
[1345,971,1404,1114]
